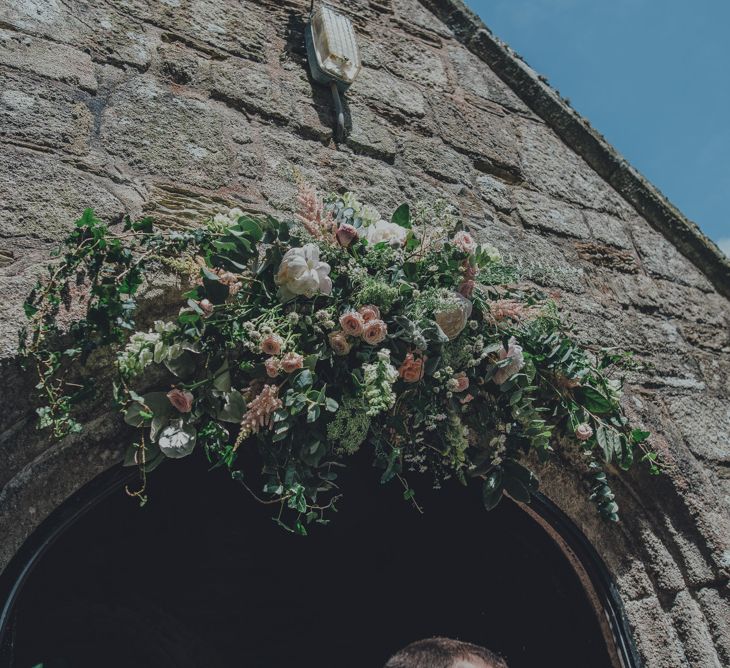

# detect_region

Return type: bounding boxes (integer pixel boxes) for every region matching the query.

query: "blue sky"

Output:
[466,0,730,256]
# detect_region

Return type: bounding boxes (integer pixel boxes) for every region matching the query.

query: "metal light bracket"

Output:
[305,2,362,142]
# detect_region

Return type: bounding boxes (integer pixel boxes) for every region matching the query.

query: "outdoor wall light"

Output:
[305,2,362,142]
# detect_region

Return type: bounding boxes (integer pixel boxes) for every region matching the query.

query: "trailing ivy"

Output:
[21,190,661,531]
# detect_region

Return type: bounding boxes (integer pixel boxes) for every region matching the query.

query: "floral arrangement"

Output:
[22,187,660,533]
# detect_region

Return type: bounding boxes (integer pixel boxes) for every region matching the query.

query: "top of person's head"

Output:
[384,637,508,668]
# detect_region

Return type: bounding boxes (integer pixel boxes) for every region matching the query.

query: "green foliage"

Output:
[23,191,662,532]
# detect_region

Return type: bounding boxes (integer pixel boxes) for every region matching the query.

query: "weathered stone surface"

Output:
[584,209,633,248]
[100,76,255,190]
[0,1,157,70]
[515,187,590,239]
[696,587,730,666]
[666,396,730,463]
[670,590,724,668]
[0,27,97,92]
[447,43,531,113]
[624,596,690,668]
[630,219,715,291]
[516,116,628,215]
[0,68,92,154]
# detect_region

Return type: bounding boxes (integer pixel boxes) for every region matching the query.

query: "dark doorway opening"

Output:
[5,453,617,668]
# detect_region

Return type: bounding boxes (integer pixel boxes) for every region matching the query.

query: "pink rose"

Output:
[575,423,594,442]
[453,372,469,393]
[281,352,304,374]
[328,331,352,355]
[198,299,214,318]
[261,333,283,356]
[339,310,365,337]
[362,319,387,345]
[453,230,477,254]
[264,357,281,378]
[335,223,359,248]
[398,352,425,383]
[358,304,380,322]
[166,388,194,413]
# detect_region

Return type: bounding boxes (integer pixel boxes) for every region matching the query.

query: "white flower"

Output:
[362,220,407,247]
[434,293,473,340]
[275,244,332,300]
[493,336,525,385]
[158,420,197,459]
[480,243,502,264]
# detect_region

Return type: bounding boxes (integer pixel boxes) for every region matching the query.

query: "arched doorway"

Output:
[0,452,637,668]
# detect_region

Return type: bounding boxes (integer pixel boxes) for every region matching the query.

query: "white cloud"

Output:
[718,238,730,258]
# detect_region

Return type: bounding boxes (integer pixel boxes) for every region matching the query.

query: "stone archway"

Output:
[1,450,639,668]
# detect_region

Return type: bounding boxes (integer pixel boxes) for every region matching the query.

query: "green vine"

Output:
[21,191,661,532]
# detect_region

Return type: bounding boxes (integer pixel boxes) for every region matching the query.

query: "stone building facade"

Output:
[0,1,728,666]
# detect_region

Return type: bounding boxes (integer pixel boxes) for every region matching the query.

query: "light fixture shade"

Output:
[307,4,361,88]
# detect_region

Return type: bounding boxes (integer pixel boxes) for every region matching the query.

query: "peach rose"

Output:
[166,388,194,413]
[264,357,281,378]
[281,352,304,374]
[339,310,365,336]
[260,333,283,356]
[328,331,352,355]
[398,352,425,383]
[362,319,387,345]
[453,372,469,393]
[358,304,380,322]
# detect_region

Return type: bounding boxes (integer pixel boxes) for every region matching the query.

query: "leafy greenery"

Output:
[22,191,661,531]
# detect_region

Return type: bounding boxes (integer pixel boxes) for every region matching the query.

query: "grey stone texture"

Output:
[0,1,728,666]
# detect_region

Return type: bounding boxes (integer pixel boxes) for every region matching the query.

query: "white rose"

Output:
[158,420,197,459]
[275,243,332,300]
[362,220,407,247]
[434,293,473,340]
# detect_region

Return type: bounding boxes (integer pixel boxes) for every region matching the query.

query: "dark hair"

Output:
[384,637,508,668]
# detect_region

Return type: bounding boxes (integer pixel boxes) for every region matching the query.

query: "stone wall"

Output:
[0,1,728,666]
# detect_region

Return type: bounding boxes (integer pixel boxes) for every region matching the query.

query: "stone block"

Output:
[0,68,92,154]
[623,596,690,668]
[447,43,531,113]
[515,187,590,239]
[516,116,628,216]
[476,174,514,212]
[100,76,255,190]
[584,209,633,248]
[630,219,714,291]
[0,27,96,92]
[353,65,427,119]
[430,95,521,178]
[0,1,156,71]
[696,587,730,666]
[666,395,730,464]
[402,136,472,184]
[669,590,724,668]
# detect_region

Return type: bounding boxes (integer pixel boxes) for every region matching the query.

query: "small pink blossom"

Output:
[460,393,474,405]
[339,310,365,337]
[358,304,380,322]
[237,384,283,446]
[198,299,214,318]
[260,333,283,356]
[575,423,594,442]
[328,331,352,355]
[281,352,304,374]
[336,223,358,248]
[264,357,281,378]
[453,372,469,393]
[453,230,477,254]
[398,352,425,383]
[362,319,387,345]
[166,388,194,413]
